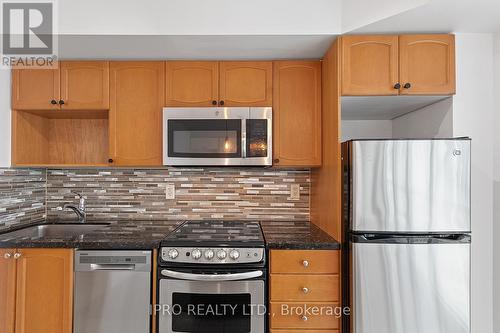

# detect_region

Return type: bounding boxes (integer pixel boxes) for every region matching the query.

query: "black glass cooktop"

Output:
[162,220,265,247]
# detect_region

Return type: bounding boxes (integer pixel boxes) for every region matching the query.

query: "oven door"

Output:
[158,269,265,333]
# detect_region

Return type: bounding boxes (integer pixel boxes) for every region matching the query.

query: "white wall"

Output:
[493,32,500,333]
[392,98,453,138]
[341,120,393,141]
[0,70,11,167]
[453,33,494,333]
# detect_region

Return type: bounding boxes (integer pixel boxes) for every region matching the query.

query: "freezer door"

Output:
[352,242,470,333]
[351,139,470,232]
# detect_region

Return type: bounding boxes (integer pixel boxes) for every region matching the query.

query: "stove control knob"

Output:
[217,250,227,260]
[167,249,179,259]
[192,249,202,260]
[204,249,214,260]
[229,250,240,260]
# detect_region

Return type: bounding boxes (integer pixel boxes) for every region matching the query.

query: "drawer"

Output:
[270,302,341,330]
[270,250,339,274]
[271,274,340,302]
[270,330,339,333]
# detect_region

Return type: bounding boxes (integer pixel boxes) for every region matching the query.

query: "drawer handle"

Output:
[302,315,308,321]
[302,260,309,268]
[4,253,12,259]
[302,287,309,294]
[14,253,21,259]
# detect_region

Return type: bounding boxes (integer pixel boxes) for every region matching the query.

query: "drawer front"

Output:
[271,274,340,302]
[270,302,340,329]
[270,330,339,333]
[271,250,339,274]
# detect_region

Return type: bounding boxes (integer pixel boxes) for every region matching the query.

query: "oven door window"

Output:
[168,119,242,158]
[172,293,251,333]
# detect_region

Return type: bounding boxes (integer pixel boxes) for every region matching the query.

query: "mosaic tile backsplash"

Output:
[46,168,310,222]
[0,169,46,231]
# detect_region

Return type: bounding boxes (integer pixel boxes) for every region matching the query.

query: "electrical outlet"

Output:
[165,184,175,200]
[290,184,300,200]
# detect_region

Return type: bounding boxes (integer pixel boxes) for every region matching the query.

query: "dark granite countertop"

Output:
[261,221,341,250]
[0,220,183,249]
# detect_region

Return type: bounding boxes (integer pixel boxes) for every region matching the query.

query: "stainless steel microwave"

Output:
[163,107,272,166]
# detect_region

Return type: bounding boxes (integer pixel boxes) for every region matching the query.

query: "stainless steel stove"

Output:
[157,220,266,333]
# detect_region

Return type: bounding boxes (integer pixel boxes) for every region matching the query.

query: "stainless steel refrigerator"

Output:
[342,139,471,333]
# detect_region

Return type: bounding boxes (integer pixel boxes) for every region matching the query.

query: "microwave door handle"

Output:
[241,118,247,158]
[160,269,263,281]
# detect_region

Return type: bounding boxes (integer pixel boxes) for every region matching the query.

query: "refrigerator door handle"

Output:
[351,233,471,244]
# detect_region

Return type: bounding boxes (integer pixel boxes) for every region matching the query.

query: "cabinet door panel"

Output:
[15,249,73,333]
[109,62,164,166]
[219,61,272,106]
[399,34,455,95]
[273,61,321,167]
[166,61,218,106]
[12,68,59,110]
[0,249,16,333]
[60,61,109,109]
[341,35,399,95]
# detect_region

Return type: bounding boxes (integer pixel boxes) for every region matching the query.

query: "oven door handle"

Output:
[160,269,263,281]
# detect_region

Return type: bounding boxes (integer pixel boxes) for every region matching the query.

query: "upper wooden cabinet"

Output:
[273,61,322,167]
[399,34,456,95]
[109,61,164,166]
[0,249,73,333]
[340,34,455,96]
[12,61,109,110]
[341,35,399,96]
[219,62,273,106]
[166,61,219,106]
[165,61,273,107]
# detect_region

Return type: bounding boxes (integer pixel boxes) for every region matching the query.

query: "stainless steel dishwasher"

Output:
[74,250,152,333]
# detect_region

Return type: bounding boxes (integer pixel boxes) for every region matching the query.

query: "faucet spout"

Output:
[61,192,87,222]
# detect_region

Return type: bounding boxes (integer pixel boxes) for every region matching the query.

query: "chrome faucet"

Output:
[61,192,86,222]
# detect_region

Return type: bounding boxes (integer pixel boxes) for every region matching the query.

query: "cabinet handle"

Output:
[108,158,114,163]
[58,100,65,105]
[273,159,280,164]
[302,260,309,268]
[50,99,58,105]
[212,100,217,106]
[219,100,225,106]
[302,315,308,321]
[403,83,411,89]
[302,287,309,294]
[3,253,12,259]
[14,253,21,259]
[394,83,401,89]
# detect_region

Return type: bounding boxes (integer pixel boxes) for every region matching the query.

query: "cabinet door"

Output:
[341,35,399,95]
[219,61,273,106]
[15,249,73,333]
[109,62,164,166]
[12,68,60,110]
[399,34,455,95]
[273,61,322,167]
[166,61,219,106]
[0,249,16,333]
[60,61,110,109]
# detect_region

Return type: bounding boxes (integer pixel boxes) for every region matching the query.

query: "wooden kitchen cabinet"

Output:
[340,34,455,96]
[341,35,399,96]
[399,34,456,95]
[219,61,273,106]
[273,61,322,167]
[166,61,219,106]
[12,61,109,110]
[0,248,73,333]
[269,249,341,331]
[109,61,164,166]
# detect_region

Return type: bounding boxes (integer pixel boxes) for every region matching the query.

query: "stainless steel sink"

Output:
[0,224,109,239]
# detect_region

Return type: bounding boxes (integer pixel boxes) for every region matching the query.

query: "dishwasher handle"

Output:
[90,264,136,271]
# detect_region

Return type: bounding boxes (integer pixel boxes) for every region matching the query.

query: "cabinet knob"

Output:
[219,100,225,106]
[302,287,309,294]
[58,100,65,105]
[302,260,309,268]
[212,100,217,106]
[302,315,308,321]
[273,159,280,164]
[403,83,412,89]
[394,83,401,89]
[3,253,11,259]
[50,99,57,105]
[13,253,21,259]
[108,158,114,163]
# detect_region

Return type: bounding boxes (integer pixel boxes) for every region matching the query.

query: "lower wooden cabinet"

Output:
[0,248,73,333]
[269,249,341,332]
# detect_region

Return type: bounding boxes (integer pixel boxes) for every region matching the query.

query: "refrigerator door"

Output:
[351,241,470,333]
[351,139,470,233]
